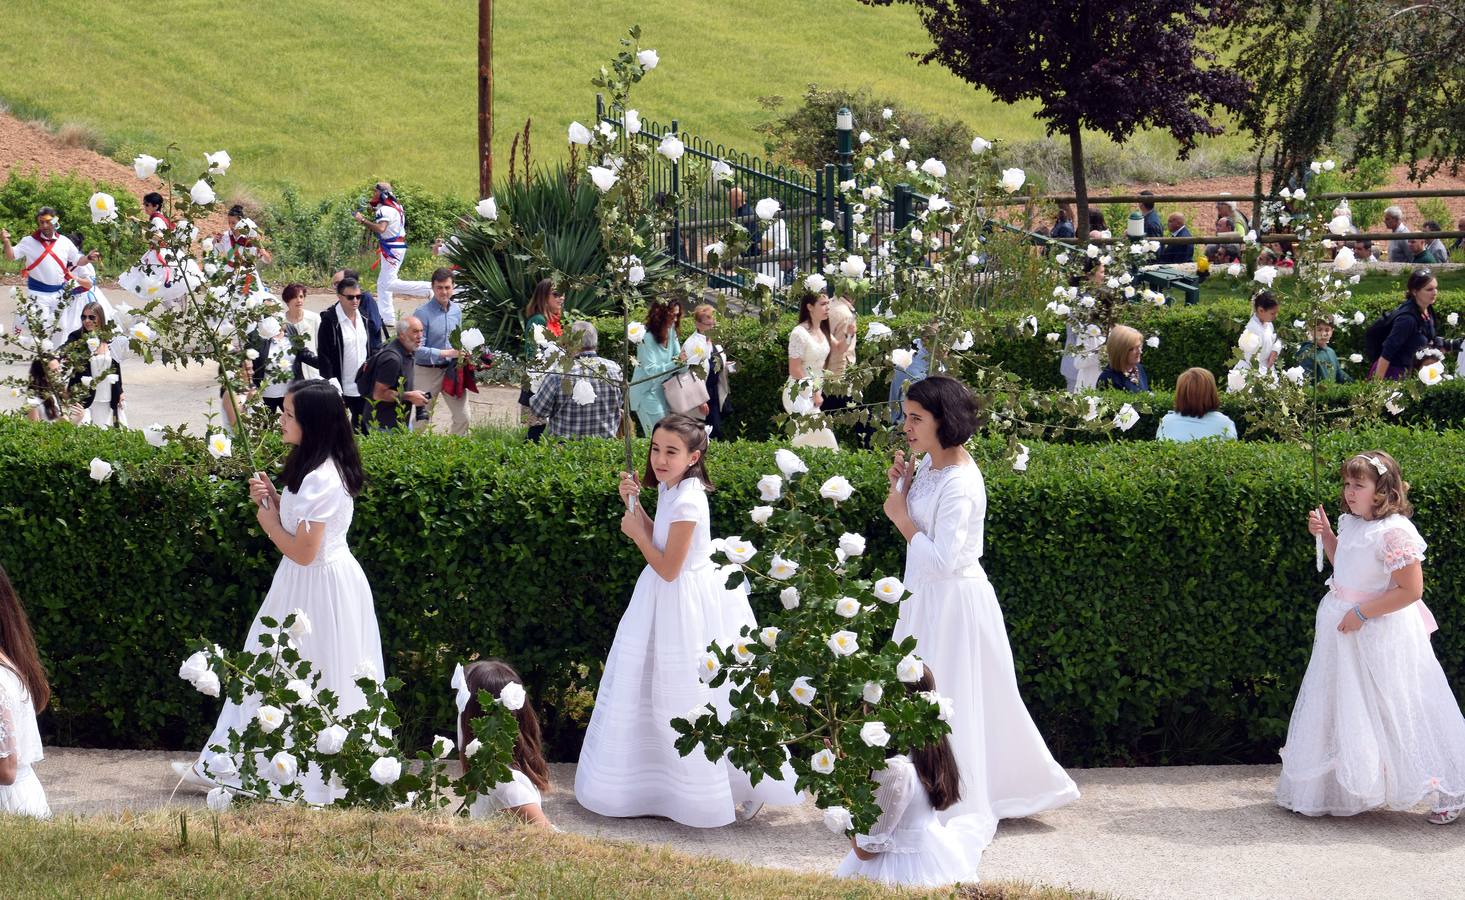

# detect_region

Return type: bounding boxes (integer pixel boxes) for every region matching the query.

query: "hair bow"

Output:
[451,663,470,713]
[1361,454,1388,477]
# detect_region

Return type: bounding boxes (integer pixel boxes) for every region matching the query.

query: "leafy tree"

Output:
[861,0,1247,235]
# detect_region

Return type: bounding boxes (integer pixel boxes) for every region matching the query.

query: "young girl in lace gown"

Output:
[1,565,50,818]
[575,414,797,827]
[1278,451,1465,824]
[883,376,1079,846]
[836,664,982,887]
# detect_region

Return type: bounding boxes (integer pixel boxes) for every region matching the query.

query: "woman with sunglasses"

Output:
[61,301,126,427]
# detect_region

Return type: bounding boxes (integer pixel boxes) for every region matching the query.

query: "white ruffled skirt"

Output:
[835,818,984,887]
[0,765,51,819]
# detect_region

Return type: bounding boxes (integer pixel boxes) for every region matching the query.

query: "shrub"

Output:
[0,170,146,275]
[3,417,1462,766]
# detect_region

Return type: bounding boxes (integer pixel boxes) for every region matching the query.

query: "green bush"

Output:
[2,417,1463,766]
[0,170,146,276]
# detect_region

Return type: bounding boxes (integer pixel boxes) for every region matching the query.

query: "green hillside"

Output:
[1,0,1232,200]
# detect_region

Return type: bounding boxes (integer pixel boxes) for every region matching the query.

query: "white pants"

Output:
[413,364,470,435]
[375,253,432,326]
[17,289,62,342]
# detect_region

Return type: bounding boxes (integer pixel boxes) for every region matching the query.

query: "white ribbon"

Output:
[451,662,470,753]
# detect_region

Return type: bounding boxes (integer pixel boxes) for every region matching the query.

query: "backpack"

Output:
[1363,303,1417,366]
[354,346,386,398]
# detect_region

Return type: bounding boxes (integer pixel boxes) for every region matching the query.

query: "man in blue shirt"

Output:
[411,267,469,435]
[1138,191,1163,238]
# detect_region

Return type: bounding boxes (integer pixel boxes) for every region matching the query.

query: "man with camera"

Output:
[352,182,433,335]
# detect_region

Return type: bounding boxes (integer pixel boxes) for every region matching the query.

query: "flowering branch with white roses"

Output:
[670,448,950,837]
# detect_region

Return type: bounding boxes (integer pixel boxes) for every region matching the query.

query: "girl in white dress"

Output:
[837,664,982,887]
[1279,451,1465,824]
[1,564,51,818]
[456,659,554,829]
[784,292,844,450]
[178,380,384,802]
[576,414,798,827]
[883,376,1079,845]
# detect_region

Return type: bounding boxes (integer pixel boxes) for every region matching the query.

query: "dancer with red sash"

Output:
[119,192,201,309]
[216,204,273,296]
[353,182,431,335]
[2,207,87,342]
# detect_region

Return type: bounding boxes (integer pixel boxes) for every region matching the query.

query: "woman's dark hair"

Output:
[904,664,960,812]
[280,380,365,496]
[27,358,60,421]
[1087,208,1107,231]
[644,413,714,491]
[1055,203,1073,225]
[796,292,834,343]
[67,231,86,252]
[1406,269,1437,304]
[228,204,246,218]
[80,300,105,331]
[282,283,308,304]
[458,659,550,791]
[906,376,978,448]
[644,299,681,346]
[0,564,50,713]
[142,192,164,209]
[524,278,557,320]
[1251,290,1279,312]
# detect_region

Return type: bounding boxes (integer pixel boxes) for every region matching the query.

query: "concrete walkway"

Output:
[37,749,1464,900]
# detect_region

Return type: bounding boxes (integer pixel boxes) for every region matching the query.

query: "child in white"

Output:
[1240,291,1282,372]
[575,414,797,827]
[455,659,555,829]
[1,565,50,819]
[836,665,982,887]
[1278,451,1465,824]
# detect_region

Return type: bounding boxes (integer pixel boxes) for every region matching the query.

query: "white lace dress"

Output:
[1276,514,1465,816]
[784,325,838,450]
[575,476,798,827]
[893,457,1079,844]
[835,755,982,887]
[192,461,384,803]
[0,664,50,818]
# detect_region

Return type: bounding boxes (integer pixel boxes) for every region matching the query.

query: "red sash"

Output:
[19,233,72,281]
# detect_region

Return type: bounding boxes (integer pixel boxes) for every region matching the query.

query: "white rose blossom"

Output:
[269,751,299,785]
[193,670,220,697]
[779,587,800,610]
[316,724,348,755]
[499,681,527,711]
[749,506,773,525]
[896,654,923,683]
[722,537,758,565]
[823,805,854,834]
[206,787,232,812]
[89,458,114,482]
[873,576,904,603]
[790,676,817,705]
[189,180,216,206]
[819,476,854,502]
[587,166,617,192]
[757,474,783,502]
[769,554,800,580]
[999,168,1026,193]
[827,630,859,656]
[838,532,866,557]
[755,198,781,221]
[636,48,659,70]
[475,197,498,220]
[860,721,891,748]
[835,597,861,618]
[133,154,160,179]
[812,748,838,775]
[256,705,285,734]
[774,448,808,477]
[760,626,781,649]
[697,652,720,683]
[369,756,402,786]
[863,681,885,704]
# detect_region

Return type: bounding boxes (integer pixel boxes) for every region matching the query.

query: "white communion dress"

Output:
[193,461,384,803]
[893,456,1080,845]
[469,768,542,818]
[835,755,983,887]
[0,663,50,818]
[575,476,799,827]
[1276,514,1465,816]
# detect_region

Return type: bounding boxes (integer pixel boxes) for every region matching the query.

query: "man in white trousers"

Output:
[353,182,432,334]
[2,207,90,341]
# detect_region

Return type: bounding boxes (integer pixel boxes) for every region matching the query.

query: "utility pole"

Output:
[478,0,494,198]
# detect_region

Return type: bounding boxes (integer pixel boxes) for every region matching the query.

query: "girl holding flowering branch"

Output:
[0,564,51,818]
[576,414,796,827]
[1277,452,1465,824]
[883,376,1078,843]
[179,380,382,801]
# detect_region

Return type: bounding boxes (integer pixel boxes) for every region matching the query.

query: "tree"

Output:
[1228,0,1465,187]
[862,0,1248,235]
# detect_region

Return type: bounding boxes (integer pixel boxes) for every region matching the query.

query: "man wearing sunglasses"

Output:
[314,276,384,433]
[3,207,90,339]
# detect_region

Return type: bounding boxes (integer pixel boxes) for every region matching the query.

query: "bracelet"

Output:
[1352,605,1369,623]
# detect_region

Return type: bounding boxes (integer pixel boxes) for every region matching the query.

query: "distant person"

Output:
[1383,206,1411,263]
[1421,221,1449,263]
[1297,318,1351,385]
[313,276,382,431]
[1156,212,1194,265]
[353,182,433,334]
[1156,368,1236,442]
[215,203,272,295]
[1050,203,1076,241]
[0,563,52,818]
[332,267,385,335]
[1,207,86,341]
[1137,191,1163,238]
[529,321,624,439]
[1242,290,1282,372]
[728,186,761,257]
[521,278,565,442]
[1216,197,1250,233]
[368,316,429,431]
[411,268,470,435]
[1453,216,1465,256]
[1087,208,1108,234]
[1094,325,1150,392]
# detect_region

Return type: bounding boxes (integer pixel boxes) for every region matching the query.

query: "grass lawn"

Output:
[0,0,1242,201]
[1192,268,1465,306]
[0,807,1103,899]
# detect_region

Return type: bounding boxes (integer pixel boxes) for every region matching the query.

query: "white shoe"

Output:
[735,801,764,822]
[171,760,213,790]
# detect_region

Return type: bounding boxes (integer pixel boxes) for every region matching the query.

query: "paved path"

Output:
[38,749,1464,900]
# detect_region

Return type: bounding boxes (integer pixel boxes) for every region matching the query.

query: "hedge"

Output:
[591,287,1465,441]
[2,418,1462,766]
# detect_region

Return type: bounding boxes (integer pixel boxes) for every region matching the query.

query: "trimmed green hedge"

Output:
[2,418,1462,766]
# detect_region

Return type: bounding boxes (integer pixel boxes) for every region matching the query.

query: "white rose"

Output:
[860,721,891,748]
[999,168,1026,193]
[193,670,221,697]
[896,654,923,683]
[1349,353,1364,364]
[475,197,498,220]
[910,228,924,244]
[722,537,757,565]
[774,448,808,478]
[819,476,854,502]
[1238,331,1262,354]
[890,348,915,369]
[769,554,800,580]
[1146,335,1160,349]
[464,739,483,757]
[920,158,947,178]
[203,150,231,174]
[597,121,618,142]
[625,321,646,344]
[284,609,312,641]
[759,626,780,649]
[1448,312,1460,327]
[753,272,778,290]
[204,752,237,779]
[811,748,837,775]
[823,805,853,834]
[133,154,160,179]
[256,705,285,734]
[206,787,232,812]
[790,676,817,705]
[834,597,861,618]
[316,724,348,755]
[637,48,659,70]
[696,652,720,683]
[622,109,641,134]
[1224,262,1243,277]
[1013,443,1031,472]
[881,107,894,120]
[872,576,904,604]
[179,651,210,684]
[755,198,781,221]
[189,180,216,206]
[779,587,800,610]
[89,458,114,482]
[459,328,485,354]
[656,134,684,162]
[432,735,455,759]
[928,195,950,213]
[130,321,156,342]
[1046,332,1061,343]
[804,273,827,294]
[837,533,866,557]
[369,756,402,786]
[587,166,617,192]
[756,474,783,502]
[268,751,298,785]
[1253,265,1278,286]
[255,317,282,341]
[1283,366,1306,386]
[284,679,313,705]
[567,121,592,145]
[839,255,866,279]
[710,160,733,182]
[499,681,526,711]
[88,192,118,224]
[827,630,858,657]
[1226,368,1248,393]
[571,379,597,406]
[206,432,232,459]
[971,136,992,154]
[863,681,885,704]
[1419,362,1445,386]
[750,506,773,525]
[953,330,976,351]
[1113,403,1139,432]
[858,130,871,144]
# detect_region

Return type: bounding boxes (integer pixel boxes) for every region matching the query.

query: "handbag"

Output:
[662,369,710,414]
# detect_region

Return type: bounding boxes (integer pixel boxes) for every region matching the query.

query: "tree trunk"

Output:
[1069,126,1089,241]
